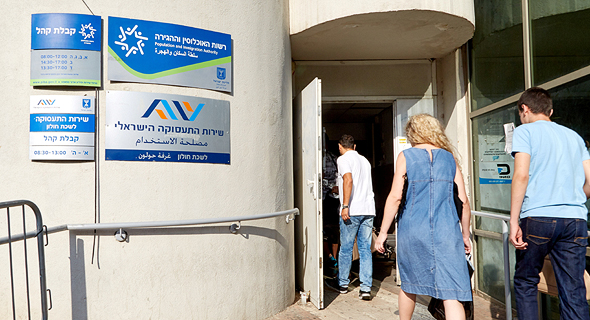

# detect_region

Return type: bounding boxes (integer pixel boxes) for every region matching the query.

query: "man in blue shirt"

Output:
[510,87,590,320]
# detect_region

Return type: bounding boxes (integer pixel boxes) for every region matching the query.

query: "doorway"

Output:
[322,102,394,229]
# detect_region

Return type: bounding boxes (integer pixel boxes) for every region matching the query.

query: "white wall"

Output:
[0,1,294,319]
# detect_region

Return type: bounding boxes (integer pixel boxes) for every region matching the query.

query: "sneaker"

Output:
[359,290,371,300]
[325,279,348,294]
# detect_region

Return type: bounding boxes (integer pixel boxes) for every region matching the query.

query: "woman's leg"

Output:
[443,300,466,320]
[398,289,416,320]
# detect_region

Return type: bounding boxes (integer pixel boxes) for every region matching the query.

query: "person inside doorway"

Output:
[322,132,340,277]
[326,134,375,301]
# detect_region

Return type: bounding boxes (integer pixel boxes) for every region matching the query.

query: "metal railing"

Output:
[0,200,49,320]
[471,210,512,320]
[0,200,298,319]
[0,208,299,244]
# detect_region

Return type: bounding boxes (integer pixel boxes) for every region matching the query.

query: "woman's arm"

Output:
[375,152,407,253]
[454,164,472,254]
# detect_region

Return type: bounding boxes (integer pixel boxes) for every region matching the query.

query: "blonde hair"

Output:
[405,113,460,164]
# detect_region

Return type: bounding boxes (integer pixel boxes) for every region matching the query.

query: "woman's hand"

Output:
[463,236,471,254]
[375,233,388,253]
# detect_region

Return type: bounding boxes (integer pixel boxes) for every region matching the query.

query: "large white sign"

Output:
[105,91,230,164]
[30,95,95,160]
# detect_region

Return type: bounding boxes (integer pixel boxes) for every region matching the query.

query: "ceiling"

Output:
[291,10,474,61]
[323,102,391,123]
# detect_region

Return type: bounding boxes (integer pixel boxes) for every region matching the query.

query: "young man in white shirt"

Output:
[326,134,375,300]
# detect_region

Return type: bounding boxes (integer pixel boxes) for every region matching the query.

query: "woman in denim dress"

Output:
[375,114,472,320]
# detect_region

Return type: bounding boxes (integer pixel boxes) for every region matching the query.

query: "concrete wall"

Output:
[293,61,433,99]
[0,1,294,319]
[290,0,475,35]
[437,48,472,198]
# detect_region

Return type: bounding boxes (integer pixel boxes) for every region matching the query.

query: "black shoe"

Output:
[325,279,348,294]
[359,290,371,300]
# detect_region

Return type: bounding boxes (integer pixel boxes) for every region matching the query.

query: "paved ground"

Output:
[268,252,512,320]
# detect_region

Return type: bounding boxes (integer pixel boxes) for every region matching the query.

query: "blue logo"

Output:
[497,164,511,175]
[142,99,204,121]
[82,99,91,108]
[217,67,226,80]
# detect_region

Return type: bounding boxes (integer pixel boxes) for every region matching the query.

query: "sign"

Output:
[105,91,230,164]
[30,50,101,86]
[30,95,95,160]
[478,134,514,211]
[31,13,101,51]
[108,17,232,93]
[31,13,102,87]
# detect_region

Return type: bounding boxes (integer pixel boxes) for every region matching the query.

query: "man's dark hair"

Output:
[517,87,552,116]
[339,134,355,149]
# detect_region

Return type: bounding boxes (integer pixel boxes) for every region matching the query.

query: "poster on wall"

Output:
[478,134,513,212]
[105,91,230,164]
[30,95,95,160]
[108,17,232,93]
[30,13,102,87]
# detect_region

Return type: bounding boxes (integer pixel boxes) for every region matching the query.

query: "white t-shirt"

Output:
[337,150,375,216]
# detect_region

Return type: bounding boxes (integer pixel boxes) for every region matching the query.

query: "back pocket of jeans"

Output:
[525,218,555,245]
[574,219,588,246]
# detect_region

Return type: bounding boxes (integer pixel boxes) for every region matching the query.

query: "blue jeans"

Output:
[514,217,590,320]
[338,215,374,291]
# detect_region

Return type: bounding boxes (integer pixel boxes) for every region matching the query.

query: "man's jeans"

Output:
[514,217,590,320]
[338,215,373,292]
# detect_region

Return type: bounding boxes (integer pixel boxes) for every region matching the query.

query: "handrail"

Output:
[0,208,299,245]
[471,210,512,320]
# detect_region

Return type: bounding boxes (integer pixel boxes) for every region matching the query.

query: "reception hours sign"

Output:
[30,95,95,160]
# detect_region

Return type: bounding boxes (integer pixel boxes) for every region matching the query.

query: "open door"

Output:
[293,78,324,309]
[393,98,434,285]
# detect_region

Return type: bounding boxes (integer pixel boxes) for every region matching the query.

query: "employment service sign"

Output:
[30,95,95,160]
[105,91,230,164]
[108,17,232,93]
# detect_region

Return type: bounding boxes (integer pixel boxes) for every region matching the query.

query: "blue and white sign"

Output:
[31,13,101,51]
[31,13,102,87]
[30,95,95,160]
[108,17,232,93]
[105,91,230,164]
[478,135,513,211]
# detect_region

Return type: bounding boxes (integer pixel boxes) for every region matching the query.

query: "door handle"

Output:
[306,178,317,200]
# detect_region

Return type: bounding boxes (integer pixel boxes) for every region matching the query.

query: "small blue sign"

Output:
[479,178,512,185]
[30,114,96,132]
[32,13,102,51]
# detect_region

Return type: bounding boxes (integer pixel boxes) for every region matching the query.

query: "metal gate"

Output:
[0,200,49,320]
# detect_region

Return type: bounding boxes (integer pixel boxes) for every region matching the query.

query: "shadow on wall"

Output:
[67,224,288,319]
[70,236,88,320]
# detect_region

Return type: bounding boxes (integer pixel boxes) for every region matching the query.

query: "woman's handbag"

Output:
[453,182,463,220]
[393,174,408,223]
[427,255,474,320]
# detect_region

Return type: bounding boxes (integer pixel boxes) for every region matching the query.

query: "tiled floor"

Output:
[269,253,513,320]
